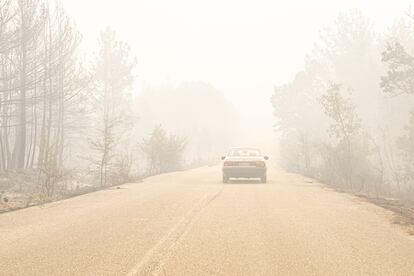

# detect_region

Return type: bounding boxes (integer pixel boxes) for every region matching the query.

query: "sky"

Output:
[64,0,414,150]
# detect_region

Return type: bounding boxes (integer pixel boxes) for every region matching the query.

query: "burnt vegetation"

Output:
[0,0,238,211]
[272,10,414,210]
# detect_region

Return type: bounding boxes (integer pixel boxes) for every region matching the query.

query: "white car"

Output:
[221,147,269,183]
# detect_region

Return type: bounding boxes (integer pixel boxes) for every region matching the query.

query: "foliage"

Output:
[319,84,361,142]
[141,125,187,175]
[381,42,414,96]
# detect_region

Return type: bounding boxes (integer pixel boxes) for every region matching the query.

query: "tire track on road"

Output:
[127,186,223,276]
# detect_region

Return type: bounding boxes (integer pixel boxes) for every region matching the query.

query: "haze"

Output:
[1,0,414,275]
[62,0,413,150]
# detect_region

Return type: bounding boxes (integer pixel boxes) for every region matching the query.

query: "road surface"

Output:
[1,166,414,275]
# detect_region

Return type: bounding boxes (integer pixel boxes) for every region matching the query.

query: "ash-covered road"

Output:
[1,167,414,275]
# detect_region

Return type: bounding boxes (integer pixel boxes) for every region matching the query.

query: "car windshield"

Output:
[228,148,261,157]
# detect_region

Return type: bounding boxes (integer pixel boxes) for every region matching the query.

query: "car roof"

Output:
[229,147,261,151]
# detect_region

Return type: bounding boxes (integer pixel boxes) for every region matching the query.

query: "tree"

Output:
[381,42,414,96]
[272,10,382,175]
[0,0,18,170]
[311,9,382,128]
[13,0,46,169]
[397,109,414,181]
[164,133,187,172]
[271,71,326,174]
[319,84,362,189]
[36,1,83,171]
[381,40,414,198]
[89,27,136,187]
[141,125,186,175]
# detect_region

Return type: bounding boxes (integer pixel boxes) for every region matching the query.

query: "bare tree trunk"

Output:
[30,67,38,168]
[37,37,48,168]
[15,23,27,169]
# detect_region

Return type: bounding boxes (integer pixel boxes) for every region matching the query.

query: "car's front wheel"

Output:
[260,175,267,184]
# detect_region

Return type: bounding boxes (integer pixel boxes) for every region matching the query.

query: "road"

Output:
[1,166,414,276]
